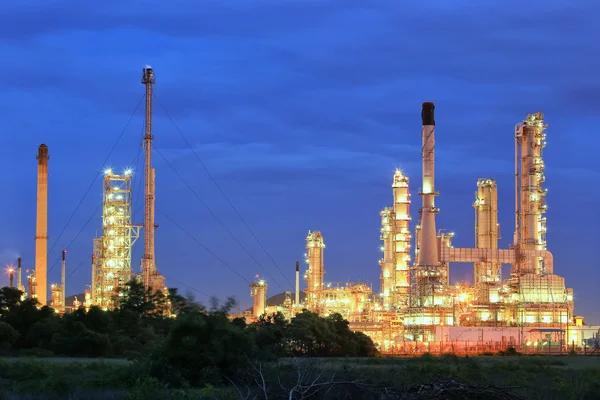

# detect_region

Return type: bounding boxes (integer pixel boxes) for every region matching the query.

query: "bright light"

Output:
[104,168,113,176]
[124,169,133,176]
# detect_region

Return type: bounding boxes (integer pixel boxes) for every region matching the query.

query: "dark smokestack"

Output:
[295,261,299,272]
[421,102,435,126]
[62,250,66,261]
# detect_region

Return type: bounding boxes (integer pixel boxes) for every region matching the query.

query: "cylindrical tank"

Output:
[250,280,268,318]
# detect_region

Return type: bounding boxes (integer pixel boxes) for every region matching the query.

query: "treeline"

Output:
[0,280,376,387]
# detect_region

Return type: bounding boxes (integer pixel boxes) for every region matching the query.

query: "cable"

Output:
[156,207,250,285]
[47,203,102,274]
[47,94,145,258]
[49,148,148,277]
[66,254,92,279]
[154,93,295,289]
[131,117,146,222]
[153,146,286,292]
[65,259,244,314]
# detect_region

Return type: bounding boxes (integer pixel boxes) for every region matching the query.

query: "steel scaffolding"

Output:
[91,169,140,309]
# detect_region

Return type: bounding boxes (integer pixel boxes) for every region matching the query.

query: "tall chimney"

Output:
[295,261,300,305]
[417,103,439,268]
[8,268,14,288]
[61,250,66,310]
[17,257,22,291]
[35,144,49,306]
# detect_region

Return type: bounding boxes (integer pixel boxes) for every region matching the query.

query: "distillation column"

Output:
[141,66,166,293]
[392,169,411,307]
[379,207,395,307]
[473,178,501,302]
[515,112,548,274]
[250,279,268,319]
[35,144,49,306]
[304,230,325,311]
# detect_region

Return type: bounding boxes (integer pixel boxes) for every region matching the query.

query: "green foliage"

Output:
[149,311,255,387]
[0,321,19,348]
[281,310,378,357]
[126,377,169,400]
[0,282,378,393]
[496,345,521,356]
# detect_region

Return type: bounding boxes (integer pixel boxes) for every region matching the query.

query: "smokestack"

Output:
[17,258,22,290]
[417,103,439,268]
[61,250,66,309]
[8,268,14,288]
[295,261,300,305]
[35,144,49,306]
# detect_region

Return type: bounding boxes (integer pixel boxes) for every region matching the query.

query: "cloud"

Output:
[1,1,598,321]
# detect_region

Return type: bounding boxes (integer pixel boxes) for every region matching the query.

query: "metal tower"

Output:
[304,230,326,312]
[141,66,165,293]
[91,170,140,309]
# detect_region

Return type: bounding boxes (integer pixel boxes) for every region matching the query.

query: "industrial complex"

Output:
[13,66,166,312]
[4,65,597,353]
[246,103,599,353]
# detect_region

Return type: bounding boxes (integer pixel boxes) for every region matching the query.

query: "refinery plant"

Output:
[3,63,597,353]
[246,103,599,353]
[11,66,166,313]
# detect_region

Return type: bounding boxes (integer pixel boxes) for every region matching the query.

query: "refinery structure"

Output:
[88,65,167,309]
[246,103,597,352]
[4,65,597,351]
[11,66,166,313]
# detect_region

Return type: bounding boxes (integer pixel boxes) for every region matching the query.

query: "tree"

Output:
[250,312,288,358]
[0,321,19,349]
[151,312,256,387]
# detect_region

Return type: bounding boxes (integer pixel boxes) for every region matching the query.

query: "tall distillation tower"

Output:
[473,178,501,302]
[379,169,412,309]
[514,112,548,275]
[250,278,268,319]
[141,66,166,293]
[304,230,325,312]
[35,144,49,306]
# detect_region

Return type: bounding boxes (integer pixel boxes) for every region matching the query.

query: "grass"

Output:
[0,355,599,399]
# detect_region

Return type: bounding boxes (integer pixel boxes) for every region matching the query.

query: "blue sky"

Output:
[0,0,598,322]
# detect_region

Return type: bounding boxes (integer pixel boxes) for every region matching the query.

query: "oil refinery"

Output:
[10,66,167,313]
[245,102,598,353]
[4,65,597,353]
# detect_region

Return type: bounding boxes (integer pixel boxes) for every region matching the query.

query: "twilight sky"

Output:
[0,1,598,323]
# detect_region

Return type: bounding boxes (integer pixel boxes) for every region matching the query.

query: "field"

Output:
[0,355,599,399]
